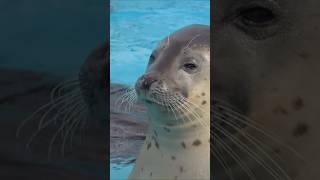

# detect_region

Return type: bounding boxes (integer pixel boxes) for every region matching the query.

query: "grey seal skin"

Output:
[129,25,210,180]
[213,0,320,179]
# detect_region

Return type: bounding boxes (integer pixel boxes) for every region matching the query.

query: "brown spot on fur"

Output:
[202,100,206,105]
[298,52,310,59]
[180,166,184,173]
[192,139,202,146]
[274,148,281,154]
[293,123,309,137]
[175,176,178,180]
[181,142,186,149]
[171,156,176,160]
[273,106,288,115]
[150,172,152,177]
[293,97,304,110]
[201,92,205,96]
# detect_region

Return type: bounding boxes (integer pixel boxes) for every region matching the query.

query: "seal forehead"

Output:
[159,25,210,50]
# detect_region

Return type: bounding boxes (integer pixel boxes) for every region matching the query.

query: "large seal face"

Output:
[213,0,320,179]
[135,24,210,127]
[129,25,210,180]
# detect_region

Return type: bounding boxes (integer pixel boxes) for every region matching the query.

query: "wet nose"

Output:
[138,74,158,90]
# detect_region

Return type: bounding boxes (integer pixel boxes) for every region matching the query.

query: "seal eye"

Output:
[148,54,156,65]
[239,7,275,27]
[233,4,280,40]
[183,62,198,73]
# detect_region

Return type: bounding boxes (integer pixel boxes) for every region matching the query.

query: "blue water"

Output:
[110,0,210,179]
[110,0,210,86]
[0,1,106,78]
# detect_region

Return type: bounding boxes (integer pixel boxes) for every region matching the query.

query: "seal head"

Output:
[129,24,210,180]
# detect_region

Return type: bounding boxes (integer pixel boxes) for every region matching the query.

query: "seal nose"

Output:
[138,74,158,90]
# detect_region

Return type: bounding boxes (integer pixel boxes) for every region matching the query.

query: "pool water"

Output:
[110,0,210,179]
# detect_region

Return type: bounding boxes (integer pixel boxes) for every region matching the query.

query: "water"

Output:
[110,0,210,179]
[0,0,106,78]
[110,0,210,85]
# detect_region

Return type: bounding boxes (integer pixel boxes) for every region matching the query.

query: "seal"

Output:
[15,44,109,157]
[128,24,210,180]
[213,0,320,179]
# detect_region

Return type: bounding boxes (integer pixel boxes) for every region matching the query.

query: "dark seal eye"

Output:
[234,5,280,40]
[183,62,198,73]
[239,7,275,27]
[148,54,156,66]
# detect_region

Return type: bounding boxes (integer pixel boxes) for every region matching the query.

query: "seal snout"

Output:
[135,73,163,95]
[137,74,158,90]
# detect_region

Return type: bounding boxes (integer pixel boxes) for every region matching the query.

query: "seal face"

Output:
[128,25,210,180]
[213,0,320,179]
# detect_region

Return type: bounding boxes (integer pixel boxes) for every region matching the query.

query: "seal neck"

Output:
[148,115,210,145]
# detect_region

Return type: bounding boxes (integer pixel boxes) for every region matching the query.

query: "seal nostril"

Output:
[141,76,158,90]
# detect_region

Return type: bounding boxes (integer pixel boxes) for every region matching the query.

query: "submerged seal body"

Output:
[128,25,210,180]
[213,0,320,179]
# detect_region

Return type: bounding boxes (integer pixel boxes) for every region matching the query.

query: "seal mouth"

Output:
[139,96,173,108]
[137,89,184,107]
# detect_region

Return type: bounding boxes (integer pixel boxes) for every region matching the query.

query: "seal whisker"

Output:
[214,122,284,180]
[214,99,269,131]
[16,88,82,138]
[69,112,88,149]
[58,97,86,139]
[214,102,304,161]
[152,91,182,124]
[40,95,84,132]
[77,110,89,145]
[38,89,82,129]
[51,79,80,101]
[48,103,86,159]
[212,145,236,180]
[214,111,292,180]
[179,97,209,128]
[25,99,84,150]
[152,91,197,123]
[61,105,87,156]
[213,133,257,180]
[178,100,207,127]
[127,89,138,112]
[177,100,203,125]
[183,34,201,51]
[122,89,134,112]
[114,87,137,113]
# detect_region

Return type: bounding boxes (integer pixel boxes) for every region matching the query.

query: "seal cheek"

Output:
[177,87,188,98]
